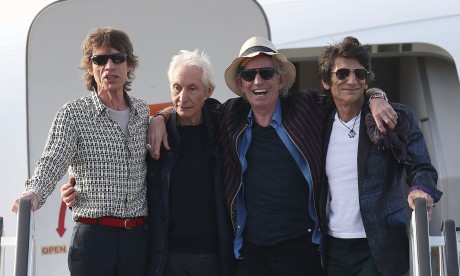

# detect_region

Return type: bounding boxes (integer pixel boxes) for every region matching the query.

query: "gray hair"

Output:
[167,49,215,89]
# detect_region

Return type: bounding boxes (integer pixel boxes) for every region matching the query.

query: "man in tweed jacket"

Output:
[317,36,442,276]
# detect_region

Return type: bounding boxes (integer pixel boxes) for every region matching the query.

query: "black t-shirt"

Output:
[168,124,219,253]
[243,122,313,246]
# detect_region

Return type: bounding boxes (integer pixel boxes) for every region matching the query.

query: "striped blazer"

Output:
[207,89,331,229]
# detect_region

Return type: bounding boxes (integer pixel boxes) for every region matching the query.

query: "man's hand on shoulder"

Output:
[147,107,173,160]
[367,88,398,134]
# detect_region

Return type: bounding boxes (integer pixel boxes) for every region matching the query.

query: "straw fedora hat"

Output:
[224,36,296,96]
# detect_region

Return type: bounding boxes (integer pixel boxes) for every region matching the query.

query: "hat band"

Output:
[240,46,276,57]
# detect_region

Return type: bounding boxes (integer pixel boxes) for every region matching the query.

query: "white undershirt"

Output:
[326,112,366,238]
[107,107,131,137]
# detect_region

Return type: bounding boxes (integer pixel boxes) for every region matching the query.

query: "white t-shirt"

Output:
[326,112,366,238]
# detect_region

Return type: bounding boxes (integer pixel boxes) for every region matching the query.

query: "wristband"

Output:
[155,112,167,122]
[368,91,388,107]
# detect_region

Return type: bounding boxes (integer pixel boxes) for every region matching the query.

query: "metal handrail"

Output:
[0,216,4,275]
[409,198,432,276]
[14,198,32,276]
[410,198,460,276]
[442,219,459,275]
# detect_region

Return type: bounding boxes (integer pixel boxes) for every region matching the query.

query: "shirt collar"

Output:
[246,97,282,127]
[90,91,138,116]
[90,91,105,115]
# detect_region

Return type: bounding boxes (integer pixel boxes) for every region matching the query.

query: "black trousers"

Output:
[164,252,220,276]
[235,234,322,276]
[68,222,148,276]
[326,235,381,276]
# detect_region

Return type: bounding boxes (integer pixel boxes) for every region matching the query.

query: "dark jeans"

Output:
[326,235,381,276]
[235,234,322,276]
[68,222,148,276]
[164,252,220,276]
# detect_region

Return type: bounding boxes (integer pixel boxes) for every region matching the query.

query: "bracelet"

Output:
[368,91,388,107]
[155,112,167,121]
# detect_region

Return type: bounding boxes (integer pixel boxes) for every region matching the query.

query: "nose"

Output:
[253,72,264,84]
[178,89,189,102]
[346,72,360,83]
[104,58,117,69]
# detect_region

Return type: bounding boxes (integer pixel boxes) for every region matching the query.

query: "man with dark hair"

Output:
[317,36,442,276]
[12,27,149,275]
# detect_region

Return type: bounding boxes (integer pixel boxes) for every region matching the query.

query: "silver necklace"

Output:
[337,112,360,138]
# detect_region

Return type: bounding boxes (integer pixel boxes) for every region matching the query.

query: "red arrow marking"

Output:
[56,201,67,237]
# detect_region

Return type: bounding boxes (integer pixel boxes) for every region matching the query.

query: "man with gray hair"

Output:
[146,49,234,276]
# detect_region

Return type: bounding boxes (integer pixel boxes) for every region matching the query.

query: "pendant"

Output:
[348,130,356,138]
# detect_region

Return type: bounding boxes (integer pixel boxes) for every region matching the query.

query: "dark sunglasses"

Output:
[91,53,127,65]
[239,67,276,82]
[331,68,368,80]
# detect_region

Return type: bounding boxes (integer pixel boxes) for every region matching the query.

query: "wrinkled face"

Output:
[170,65,214,125]
[322,56,368,106]
[90,47,131,94]
[236,55,286,112]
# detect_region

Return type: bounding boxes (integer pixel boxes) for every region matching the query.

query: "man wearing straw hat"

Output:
[148,36,396,275]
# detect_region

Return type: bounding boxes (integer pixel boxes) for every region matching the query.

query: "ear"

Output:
[278,74,287,89]
[206,86,215,98]
[236,77,244,92]
[86,59,95,75]
[321,79,330,90]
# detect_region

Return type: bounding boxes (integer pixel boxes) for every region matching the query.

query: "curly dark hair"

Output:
[318,36,375,93]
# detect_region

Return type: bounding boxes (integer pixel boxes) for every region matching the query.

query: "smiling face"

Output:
[236,54,286,113]
[322,56,368,108]
[90,47,131,95]
[170,65,214,125]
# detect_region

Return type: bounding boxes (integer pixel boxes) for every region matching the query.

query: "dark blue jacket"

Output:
[146,106,235,276]
[319,103,442,276]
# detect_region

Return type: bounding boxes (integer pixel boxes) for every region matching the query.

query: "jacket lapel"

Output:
[323,110,336,159]
[357,106,372,191]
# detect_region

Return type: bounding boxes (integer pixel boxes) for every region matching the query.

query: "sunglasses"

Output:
[91,53,127,66]
[239,67,276,82]
[331,68,368,80]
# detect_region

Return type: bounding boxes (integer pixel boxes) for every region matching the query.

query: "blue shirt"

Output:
[234,98,321,258]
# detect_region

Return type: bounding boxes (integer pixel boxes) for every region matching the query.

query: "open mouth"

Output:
[104,75,119,80]
[253,89,268,96]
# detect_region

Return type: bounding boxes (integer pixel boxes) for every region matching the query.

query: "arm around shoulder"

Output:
[147,106,173,160]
